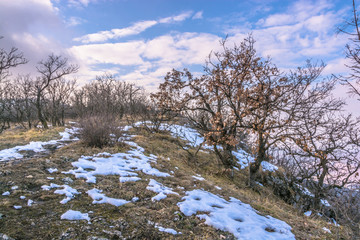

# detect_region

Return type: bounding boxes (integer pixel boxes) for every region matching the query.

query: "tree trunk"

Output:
[36,90,48,129]
[249,131,266,186]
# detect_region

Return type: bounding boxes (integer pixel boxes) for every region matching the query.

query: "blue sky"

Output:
[0,0,355,95]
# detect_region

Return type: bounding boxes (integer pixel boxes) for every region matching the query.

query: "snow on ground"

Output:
[322,227,331,233]
[27,199,33,206]
[304,211,312,217]
[61,210,90,222]
[13,205,22,209]
[321,199,331,207]
[192,174,205,181]
[295,184,315,197]
[178,189,295,240]
[41,184,79,204]
[87,188,129,207]
[62,141,170,184]
[2,191,10,196]
[47,168,58,173]
[119,176,141,183]
[0,127,79,161]
[146,179,179,201]
[232,150,278,172]
[155,224,181,235]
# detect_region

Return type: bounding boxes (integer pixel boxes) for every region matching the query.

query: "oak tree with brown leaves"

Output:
[153,35,341,185]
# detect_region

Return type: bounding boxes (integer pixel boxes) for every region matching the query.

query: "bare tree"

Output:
[0,36,28,81]
[46,77,76,126]
[35,54,78,129]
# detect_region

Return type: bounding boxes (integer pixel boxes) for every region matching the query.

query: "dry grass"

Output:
[0,125,351,239]
[0,126,65,150]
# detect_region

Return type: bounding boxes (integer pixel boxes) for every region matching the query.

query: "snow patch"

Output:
[47,168,58,173]
[61,210,90,222]
[304,211,312,217]
[146,179,179,201]
[155,224,181,235]
[63,141,169,184]
[87,188,129,206]
[192,174,205,181]
[178,189,295,240]
[0,127,79,161]
[41,184,79,204]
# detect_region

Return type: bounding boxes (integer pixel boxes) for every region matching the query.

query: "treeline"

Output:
[0,42,150,133]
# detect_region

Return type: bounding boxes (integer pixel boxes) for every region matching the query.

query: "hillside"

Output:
[0,122,347,240]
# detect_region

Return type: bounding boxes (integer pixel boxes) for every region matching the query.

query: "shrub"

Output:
[79,115,122,148]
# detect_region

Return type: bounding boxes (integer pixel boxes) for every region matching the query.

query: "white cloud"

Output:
[262,14,294,27]
[74,20,157,43]
[66,16,86,27]
[0,0,71,75]
[71,41,146,66]
[67,0,96,8]
[74,12,194,43]
[192,11,203,20]
[159,11,193,23]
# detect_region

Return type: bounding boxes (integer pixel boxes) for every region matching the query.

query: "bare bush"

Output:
[79,115,123,148]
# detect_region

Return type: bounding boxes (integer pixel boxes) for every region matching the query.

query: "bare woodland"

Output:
[1,1,360,237]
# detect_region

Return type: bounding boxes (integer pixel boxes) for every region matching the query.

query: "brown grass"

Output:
[0,125,351,239]
[0,126,65,150]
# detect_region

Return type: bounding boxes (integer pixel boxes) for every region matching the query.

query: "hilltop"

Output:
[0,122,347,240]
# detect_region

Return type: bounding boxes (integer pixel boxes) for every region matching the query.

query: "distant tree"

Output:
[35,54,78,129]
[46,77,76,126]
[0,36,28,81]
[0,37,28,132]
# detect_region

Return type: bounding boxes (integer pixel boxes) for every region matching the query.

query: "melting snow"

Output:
[20,196,26,199]
[11,186,18,190]
[13,205,22,209]
[322,227,331,233]
[146,179,179,201]
[177,189,295,240]
[62,141,169,184]
[321,199,331,207]
[119,176,141,183]
[155,224,181,235]
[192,174,205,181]
[304,211,312,217]
[2,191,10,196]
[87,188,129,206]
[61,210,90,222]
[47,168,58,173]
[41,184,79,204]
[27,199,33,206]
[0,128,79,161]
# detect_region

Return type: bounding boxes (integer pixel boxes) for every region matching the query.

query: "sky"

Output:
[0,0,358,112]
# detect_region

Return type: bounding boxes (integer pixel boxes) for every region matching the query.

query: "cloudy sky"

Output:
[0,0,357,110]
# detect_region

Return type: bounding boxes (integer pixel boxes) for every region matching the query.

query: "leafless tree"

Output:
[46,77,76,126]
[35,54,78,129]
[0,36,28,82]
